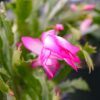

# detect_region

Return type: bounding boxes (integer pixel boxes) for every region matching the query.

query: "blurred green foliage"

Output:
[0,0,99,100]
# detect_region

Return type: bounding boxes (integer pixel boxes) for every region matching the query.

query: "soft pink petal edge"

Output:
[21,36,43,55]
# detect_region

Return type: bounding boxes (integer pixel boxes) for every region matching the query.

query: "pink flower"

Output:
[54,24,64,31]
[82,4,95,11]
[21,29,80,79]
[80,18,92,34]
[70,4,77,12]
[21,36,60,79]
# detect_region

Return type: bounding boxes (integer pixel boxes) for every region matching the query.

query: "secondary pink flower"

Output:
[70,4,77,12]
[21,28,80,79]
[54,24,64,31]
[80,18,92,34]
[82,4,95,11]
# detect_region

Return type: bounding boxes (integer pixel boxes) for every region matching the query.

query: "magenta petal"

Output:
[21,37,43,55]
[80,19,92,33]
[40,48,60,79]
[41,30,56,41]
[63,52,80,71]
[43,35,61,56]
[58,49,79,71]
[56,36,80,54]
[64,58,78,71]
[66,51,80,63]
[45,59,60,79]
[50,52,62,60]
[40,47,51,64]
[43,65,54,79]
[43,34,80,54]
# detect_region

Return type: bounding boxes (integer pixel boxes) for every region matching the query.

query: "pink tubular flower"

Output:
[82,4,95,11]
[54,24,64,31]
[21,28,80,79]
[80,18,92,34]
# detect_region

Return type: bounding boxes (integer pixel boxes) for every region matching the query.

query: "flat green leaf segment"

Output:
[59,78,89,93]
[0,76,10,93]
[0,15,13,74]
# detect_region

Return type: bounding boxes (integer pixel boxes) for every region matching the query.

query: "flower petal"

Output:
[40,48,60,79]
[80,18,92,34]
[64,57,78,71]
[45,59,60,79]
[43,35,60,51]
[56,36,80,54]
[41,30,56,41]
[21,37,43,55]
[43,34,80,54]
[42,34,80,71]
[82,4,95,11]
